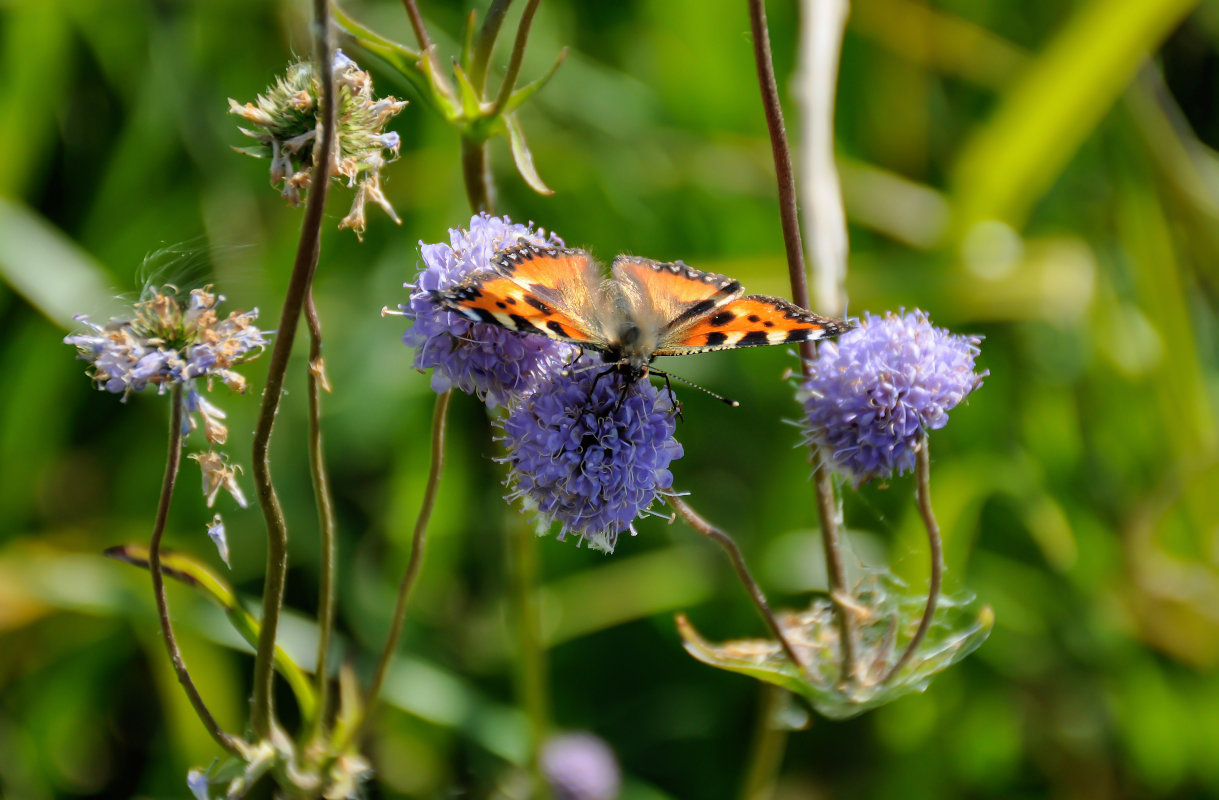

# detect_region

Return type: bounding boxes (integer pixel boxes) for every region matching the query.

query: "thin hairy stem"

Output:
[510,515,550,798]
[812,465,855,683]
[747,0,855,684]
[461,137,493,212]
[355,389,450,742]
[306,291,338,738]
[472,0,513,90]
[489,0,542,117]
[669,496,807,673]
[738,685,790,800]
[150,385,242,755]
[250,0,336,739]
[882,441,942,683]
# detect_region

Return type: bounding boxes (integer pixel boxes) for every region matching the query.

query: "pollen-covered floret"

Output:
[229,49,406,238]
[401,213,575,408]
[65,286,268,445]
[799,309,986,484]
[498,355,683,553]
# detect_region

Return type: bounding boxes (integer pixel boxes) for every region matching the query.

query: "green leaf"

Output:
[504,114,554,196]
[950,0,1200,234]
[677,567,993,720]
[452,61,485,122]
[0,196,114,328]
[105,544,318,726]
[500,47,568,118]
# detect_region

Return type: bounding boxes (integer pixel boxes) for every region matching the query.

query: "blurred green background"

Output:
[3,0,1219,797]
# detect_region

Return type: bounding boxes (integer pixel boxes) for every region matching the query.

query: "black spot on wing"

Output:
[709,311,735,327]
[546,320,568,337]
[704,331,728,347]
[785,329,810,343]
[739,330,770,346]
[524,294,552,313]
[508,314,542,334]
[747,314,761,322]
[472,308,500,325]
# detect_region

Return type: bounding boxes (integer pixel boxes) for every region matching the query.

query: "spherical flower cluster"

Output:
[498,355,683,553]
[229,50,407,238]
[540,733,622,800]
[65,286,269,444]
[800,310,986,485]
[402,214,575,408]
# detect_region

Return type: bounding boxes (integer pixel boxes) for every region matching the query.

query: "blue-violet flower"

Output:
[65,286,269,445]
[799,310,986,484]
[402,213,574,408]
[541,733,622,800]
[498,355,683,553]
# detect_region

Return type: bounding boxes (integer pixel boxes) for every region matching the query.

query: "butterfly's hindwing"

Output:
[656,295,850,355]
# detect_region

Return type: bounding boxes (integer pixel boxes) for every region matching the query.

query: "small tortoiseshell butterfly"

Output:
[431,241,851,384]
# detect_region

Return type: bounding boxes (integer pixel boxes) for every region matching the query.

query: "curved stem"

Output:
[306,290,338,739]
[812,465,854,683]
[489,0,542,117]
[669,496,807,673]
[150,385,242,755]
[352,389,450,744]
[882,440,942,683]
[250,0,336,739]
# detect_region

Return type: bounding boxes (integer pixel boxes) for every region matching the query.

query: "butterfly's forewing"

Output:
[610,256,744,335]
[432,243,605,346]
[655,294,851,355]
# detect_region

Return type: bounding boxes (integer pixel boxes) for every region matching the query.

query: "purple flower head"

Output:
[497,355,683,553]
[541,733,622,800]
[800,310,986,485]
[65,286,269,443]
[402,214,576,408]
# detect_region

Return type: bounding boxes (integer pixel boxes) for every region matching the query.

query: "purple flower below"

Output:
[800,310,986,484]
[540,732,622,800]
[498,355,683,553]
[402,213,575,408]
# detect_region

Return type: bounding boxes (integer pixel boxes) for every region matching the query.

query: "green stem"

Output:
[489,0,543,117]
[150,385,242,755]
[306,290,338,739]
[461,137,494,212]
[669,496,808,674]
[250,0,337,739]
[882,440,942,683]
[471,0,513,90]
[738,685,790,800]
[812,465,855,684]
[349,390,451,747]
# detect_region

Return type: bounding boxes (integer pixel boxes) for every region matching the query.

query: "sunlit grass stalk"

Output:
[881,440,943,683]
[670,497,807,672]
[509,514,551,799]
[307,291,338,740]
[150,384,242,755]
[746,0,855,683]
[250,0,337,739]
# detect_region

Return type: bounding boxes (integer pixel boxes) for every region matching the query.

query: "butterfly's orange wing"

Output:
[656,294,851,355]
[610,256,744,334]
[431,243,606,347]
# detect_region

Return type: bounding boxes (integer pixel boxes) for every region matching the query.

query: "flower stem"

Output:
[509,514,550,799]
[250,0,336,739]
[882,440,942,684]
[352,389,450,745]
[669,497,807,673]
[489,0,543,117]
[472,0,513,90]
[738,685,790,800]
[306,291,338,739]
[746,0,855,685]
[150,385,242,755]
[461,137,494,212]
[812,465,855,683]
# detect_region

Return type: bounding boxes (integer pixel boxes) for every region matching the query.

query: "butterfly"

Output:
[430,240,851,385]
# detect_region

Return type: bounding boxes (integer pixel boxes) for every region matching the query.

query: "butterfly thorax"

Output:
[602,319,656,382]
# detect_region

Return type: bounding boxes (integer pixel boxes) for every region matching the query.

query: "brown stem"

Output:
[400,0,434,53]
[250,0,336,739]
[747,0,855,685]
[306,290,338,738]
[489,0,543,117]
[882,440,942,683]
[669,496,807,673]
[812,465,855,683]
[353,389,451,744]
[150,385,242,755]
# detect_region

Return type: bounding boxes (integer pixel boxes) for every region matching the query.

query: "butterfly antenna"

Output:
[650,368,739,407]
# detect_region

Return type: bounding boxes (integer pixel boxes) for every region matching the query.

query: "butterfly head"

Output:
[603,319,659,383]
